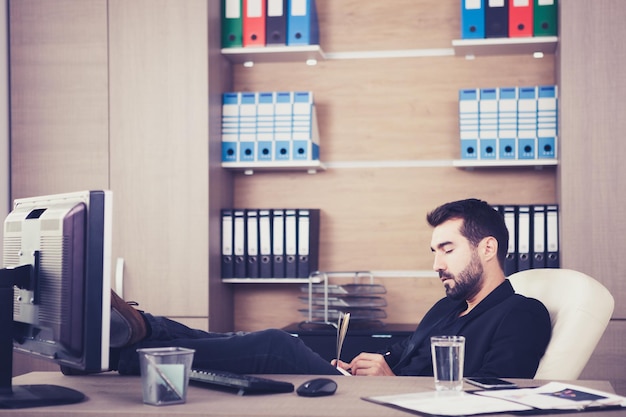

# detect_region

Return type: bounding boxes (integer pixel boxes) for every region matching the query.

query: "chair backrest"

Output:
[508,268,614,380]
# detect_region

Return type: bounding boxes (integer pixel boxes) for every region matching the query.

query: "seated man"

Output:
[79,198,551,378]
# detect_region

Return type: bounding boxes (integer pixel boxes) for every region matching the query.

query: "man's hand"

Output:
[332,353,395,376]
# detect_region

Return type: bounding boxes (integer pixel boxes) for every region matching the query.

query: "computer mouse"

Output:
[296,378,337,397]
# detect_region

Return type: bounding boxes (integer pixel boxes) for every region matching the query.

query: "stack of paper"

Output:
[299,282,387,322]
[364,382,626,416]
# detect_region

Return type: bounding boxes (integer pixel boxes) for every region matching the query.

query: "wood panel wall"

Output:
[230,0,556,331]
[9,0,233,376]
[558,0,626,395]
[107,0,214,321]
[0,0,9,261]
[8,0,110,197]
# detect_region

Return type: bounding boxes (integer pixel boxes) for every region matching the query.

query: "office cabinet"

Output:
[283,322,415,363]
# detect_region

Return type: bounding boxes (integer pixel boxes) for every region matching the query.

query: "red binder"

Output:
[509,0,533,37]
[243,0,266,47]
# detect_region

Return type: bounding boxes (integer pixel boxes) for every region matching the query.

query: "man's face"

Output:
[430,218,484,301]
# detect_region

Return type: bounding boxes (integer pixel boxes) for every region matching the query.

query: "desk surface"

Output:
[3,372,623,417]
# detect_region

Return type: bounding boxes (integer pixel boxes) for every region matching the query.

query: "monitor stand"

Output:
[0,266,86,409]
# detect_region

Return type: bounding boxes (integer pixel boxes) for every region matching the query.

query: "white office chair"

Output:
[508,268,614,380]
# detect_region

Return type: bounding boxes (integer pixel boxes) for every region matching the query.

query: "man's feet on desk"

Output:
[110,290,148,348]
[61,290,148,376]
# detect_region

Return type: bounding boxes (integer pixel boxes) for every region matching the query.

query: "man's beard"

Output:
[441,251,484,301]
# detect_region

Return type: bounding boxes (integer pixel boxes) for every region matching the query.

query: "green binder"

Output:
[533,0,558,36]
[222,0,243,48]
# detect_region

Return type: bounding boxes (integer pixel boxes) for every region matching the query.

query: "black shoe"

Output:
[110,290,148,348]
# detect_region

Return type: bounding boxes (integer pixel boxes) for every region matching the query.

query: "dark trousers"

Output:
[115,313,341,376]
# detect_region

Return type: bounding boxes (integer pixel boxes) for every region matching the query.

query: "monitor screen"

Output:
[0,190,112,408]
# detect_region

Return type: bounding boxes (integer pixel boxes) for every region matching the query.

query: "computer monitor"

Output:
[0,190,112,408]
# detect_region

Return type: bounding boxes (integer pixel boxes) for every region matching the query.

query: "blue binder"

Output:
[221,92,240,162]
[479,88,498,160]
[537,85,558,159]
[461,0,485,39]
[239,92,257,162]
[517,86,537,160]
[459,88,480,160]
[292,91,320,161]
[287,0,319,46]
[497,87,517,160]
[274,91,293,161]
[256,92,275,162]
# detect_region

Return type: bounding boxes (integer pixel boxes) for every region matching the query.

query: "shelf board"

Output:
[221,45,325,64]
[453,159,558,169]
[222,160,326,175]
[222,277,322,284]
[452,36,558,57]
[222,270,440,283]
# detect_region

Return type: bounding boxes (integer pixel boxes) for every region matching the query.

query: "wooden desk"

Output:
[2,372,623,417]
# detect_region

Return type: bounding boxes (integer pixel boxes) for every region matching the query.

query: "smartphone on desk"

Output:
[464,377,517,390]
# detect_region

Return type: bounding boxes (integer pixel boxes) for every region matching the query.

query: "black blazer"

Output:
[385,280,551,378]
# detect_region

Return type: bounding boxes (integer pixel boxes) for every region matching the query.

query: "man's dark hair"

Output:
[426,198,509,270]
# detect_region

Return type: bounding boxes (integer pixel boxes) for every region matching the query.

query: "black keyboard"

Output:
[189,369,294,395]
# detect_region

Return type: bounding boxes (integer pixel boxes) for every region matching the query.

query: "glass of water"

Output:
[430,336,465,391]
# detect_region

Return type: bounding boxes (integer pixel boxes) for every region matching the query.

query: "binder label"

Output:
[267,0,283,16]
[298,211,310,256]
[290,0,307,16]
[246,0,263,18]
[273,210,284,255]
[259,211,271,255]
[222,215,233,255]
[225,0,241,18]
[465,0,482,9]
[488,0,505,7]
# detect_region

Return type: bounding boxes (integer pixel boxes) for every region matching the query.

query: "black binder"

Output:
[258,209,273,278]
[502,205,518,276]
[296,209,320,278]
[531,205,547,269]
[265,0,287,45]
[271,209,286,278]
[517,205,531,271]
[546,204,560,268]
[221,209,234,279]
[485,0,509,38]
[233,209,247,278]
[245,209,260,278]
[284,209,298,278]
